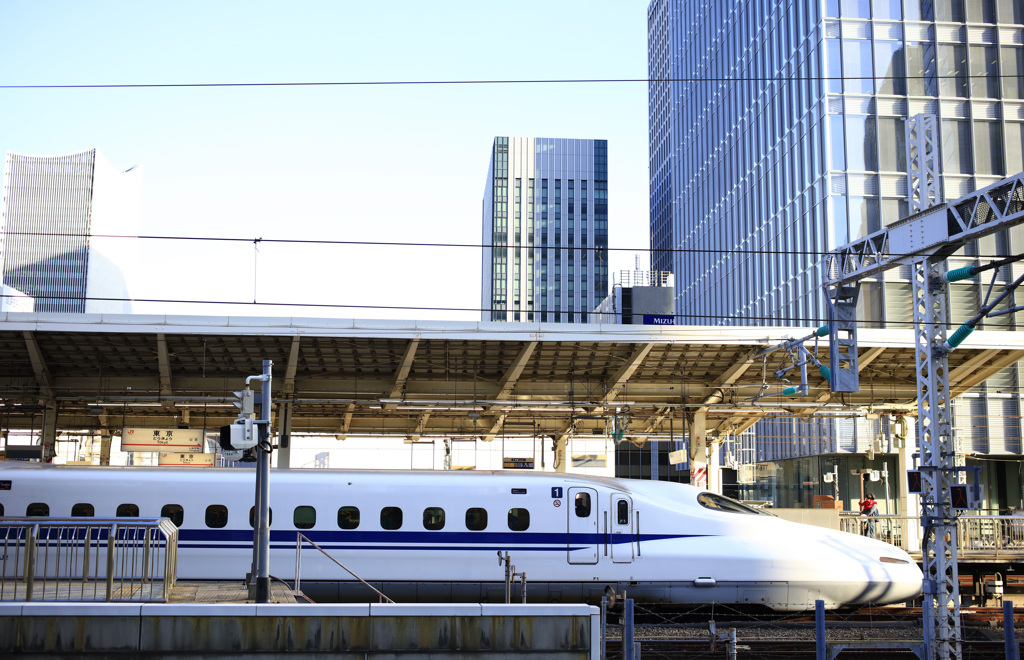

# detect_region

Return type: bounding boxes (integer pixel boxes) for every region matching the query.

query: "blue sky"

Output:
[1,1,651,319]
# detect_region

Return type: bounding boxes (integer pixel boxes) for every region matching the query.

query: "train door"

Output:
[611,494,634,563]
[567,487,598,564]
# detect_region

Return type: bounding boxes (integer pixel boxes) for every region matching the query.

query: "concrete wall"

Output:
[0,602,599,659]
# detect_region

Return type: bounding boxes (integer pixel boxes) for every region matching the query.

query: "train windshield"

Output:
[697,492,767,515]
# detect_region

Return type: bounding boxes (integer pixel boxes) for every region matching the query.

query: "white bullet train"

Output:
[0,463,922,610]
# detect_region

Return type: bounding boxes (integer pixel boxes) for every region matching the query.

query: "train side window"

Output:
[206,505,229,529]
[249,506,273,528]
[466,507,488,531]
[72,503,95,517]
[575,492,591,517]
[616,499,629,525]
[507,508,530,531]
[26,503,49,516]
[380,507,403,530]
[294,506,317,530]
[0,504,3,516]
[117,503,140,517]
[161,504,184,527]
[423,507,445,531]
[337,506,360,529]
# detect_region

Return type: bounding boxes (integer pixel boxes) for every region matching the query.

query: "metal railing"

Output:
[294,532,394,603]
[838,513,1024,559]
[0,517,178,602]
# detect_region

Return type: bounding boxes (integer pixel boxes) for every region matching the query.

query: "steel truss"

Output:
[824,172,1024,660]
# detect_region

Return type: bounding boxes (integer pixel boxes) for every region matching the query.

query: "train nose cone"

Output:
[831,532,923,605]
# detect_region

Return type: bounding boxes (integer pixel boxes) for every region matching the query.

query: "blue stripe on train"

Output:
[176,529,708,545]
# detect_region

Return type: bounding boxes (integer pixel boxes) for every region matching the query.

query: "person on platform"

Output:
[859,492,879,538]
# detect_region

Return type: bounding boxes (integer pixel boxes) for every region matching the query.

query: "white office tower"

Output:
[482,137,609,323]
[1,149,141,314]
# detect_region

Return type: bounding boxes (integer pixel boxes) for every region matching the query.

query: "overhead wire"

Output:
[1,230,1017,261]
[0,74,1019,90]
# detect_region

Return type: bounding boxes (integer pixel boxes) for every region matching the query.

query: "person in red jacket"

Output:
[859,493,879,537]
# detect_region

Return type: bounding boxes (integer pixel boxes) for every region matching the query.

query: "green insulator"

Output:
[944,266,975,283]
[819,364,831,381]
[815,325,829,337]
[944,324,975,351]
[782,386,799,396]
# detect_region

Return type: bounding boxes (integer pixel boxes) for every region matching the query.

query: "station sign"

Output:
[121,428,204,452]
[158,452,215,467]
[643,314,675,325]
[503,457,534,469]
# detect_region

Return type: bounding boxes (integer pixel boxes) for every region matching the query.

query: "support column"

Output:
[912,257,962,660]
[689,412,707,489]
[553,435,569,473]
[40,402,58,462]
[276,401,293,468]
[99,433,113,466]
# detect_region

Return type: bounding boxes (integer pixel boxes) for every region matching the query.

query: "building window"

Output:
[974,121,1004,176]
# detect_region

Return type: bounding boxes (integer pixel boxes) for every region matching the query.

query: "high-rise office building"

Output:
[648,1,1024,502]
[481,137,608,323]
[1,148,140,314]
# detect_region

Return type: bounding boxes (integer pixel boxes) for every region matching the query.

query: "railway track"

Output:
[601,603,1020,659]
[604,638,1004,659]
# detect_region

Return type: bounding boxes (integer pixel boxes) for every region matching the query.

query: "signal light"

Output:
[219,418,256,451]
[233,389,255,415]
[907,470,922,494]
[951,485,969,509]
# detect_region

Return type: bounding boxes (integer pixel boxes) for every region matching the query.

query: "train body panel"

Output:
[0,464,922,610]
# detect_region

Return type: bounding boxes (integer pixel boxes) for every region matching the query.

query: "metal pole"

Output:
[255,359,273,603]
[815,599,826,660]
[622,598,635,660]
[600,595,607,660]
[1005,601,1019,660]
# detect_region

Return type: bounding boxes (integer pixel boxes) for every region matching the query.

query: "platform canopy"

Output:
[1,312,1022,443]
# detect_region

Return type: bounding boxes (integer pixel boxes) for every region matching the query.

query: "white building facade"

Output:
[1,148,140,314]
[481,137,609,323]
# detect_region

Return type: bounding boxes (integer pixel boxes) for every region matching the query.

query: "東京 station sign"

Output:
[121,428,204,453]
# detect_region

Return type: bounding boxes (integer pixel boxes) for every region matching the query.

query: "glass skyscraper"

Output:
[648,1,1024,488]
[481,137,609,323]
[2,149,141,314]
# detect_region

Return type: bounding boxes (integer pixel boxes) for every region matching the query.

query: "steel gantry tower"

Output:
[825,172,1024,660]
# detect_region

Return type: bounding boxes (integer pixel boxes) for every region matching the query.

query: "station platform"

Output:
[168,580,297,603]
